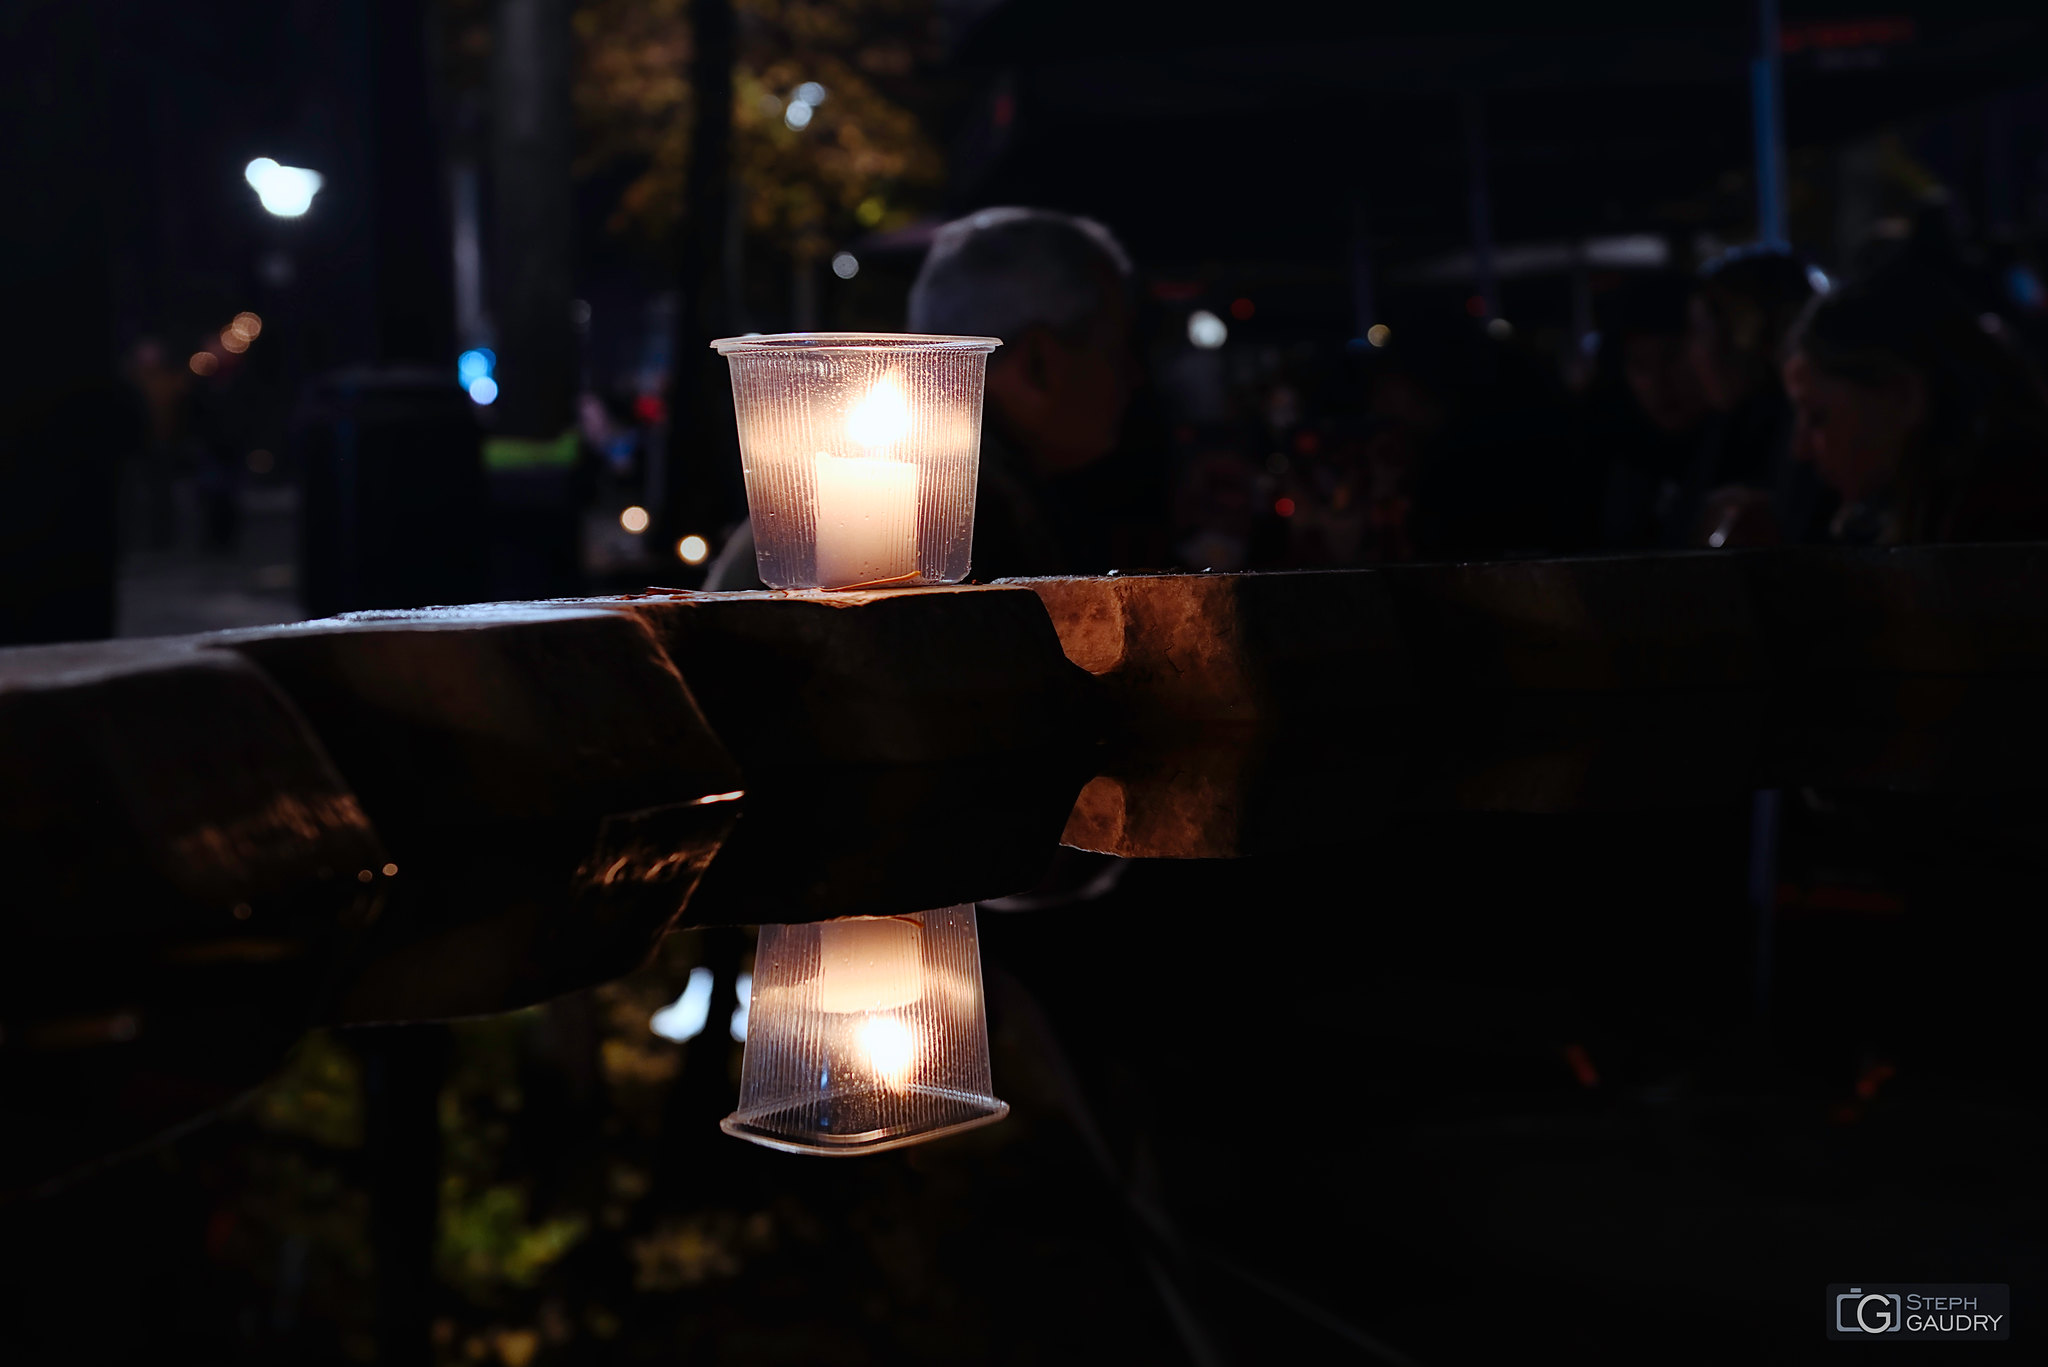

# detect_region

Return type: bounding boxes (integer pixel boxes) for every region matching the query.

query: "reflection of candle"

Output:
[813,453,917,588]
[855,1015,918,1086]
[816,916,923,1013]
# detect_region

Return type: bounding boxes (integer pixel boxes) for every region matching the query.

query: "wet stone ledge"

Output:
[8,547,2048,1189]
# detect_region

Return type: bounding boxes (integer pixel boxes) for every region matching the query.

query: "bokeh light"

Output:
[677,534,709,564]
[1366,323,1391,347]
[467,375,498,405]
[243,157,324,217]
[619,505,651,534]
[189,351,219,377]
[832,252,860,280]
[1187,310,1228,349]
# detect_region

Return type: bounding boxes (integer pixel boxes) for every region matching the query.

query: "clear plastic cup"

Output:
[720,905,1009,1155]
[711,333,1001,589]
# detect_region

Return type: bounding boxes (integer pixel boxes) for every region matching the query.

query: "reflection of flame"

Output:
[857,1015,917,1086]
[846,375,911,448]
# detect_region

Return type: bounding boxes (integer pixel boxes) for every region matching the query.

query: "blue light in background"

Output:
[468,375,499,405]
[457,348,495,386]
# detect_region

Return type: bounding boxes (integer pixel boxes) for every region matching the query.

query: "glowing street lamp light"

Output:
[721,906,1008,1155]
[711,333,999,589]
[244,157,324,218]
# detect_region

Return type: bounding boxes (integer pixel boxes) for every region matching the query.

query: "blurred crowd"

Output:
[69,197,2048,625]
[753,200,2048,590]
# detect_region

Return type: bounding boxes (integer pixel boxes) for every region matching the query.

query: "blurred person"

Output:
[1782,277,2048,544]
[1588,272,1713,549]
[705,207,1146,588]
[1688,247,1828,548]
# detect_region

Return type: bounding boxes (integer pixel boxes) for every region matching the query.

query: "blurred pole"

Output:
[1748,788,1782,1025]
[663,0,742,553]
[1461,91,1500,321]
[1750,0,1789,250]
[1984,95,2014,240]
[370,0,457,365]
[492,0,576,439]
[299,0,486,615]
[1348,192,1377,340]
[451,158,489,349]
[0,0,120,645]
[354,1024,450,1367]
[1570,240,1593,346]
[487,0,582,599]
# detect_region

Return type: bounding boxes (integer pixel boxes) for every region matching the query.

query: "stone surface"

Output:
[338,795,737,1023]
[215,605,738,831]
[0,638,387,1191]
[1007,571,1412,734]
[212,606,742,1022]
[1748,544,2048,790]
[596,586,1100,768]
[1380,553,1765,693]
[681,760,1088,924]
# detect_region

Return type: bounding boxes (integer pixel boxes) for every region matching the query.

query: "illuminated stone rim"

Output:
[710,331,1002,354]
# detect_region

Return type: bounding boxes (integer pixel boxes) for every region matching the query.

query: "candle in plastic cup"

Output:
[711,333,1001,589]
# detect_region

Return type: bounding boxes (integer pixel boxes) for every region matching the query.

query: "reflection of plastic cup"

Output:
[711,333,1001,589]
[720,906,1008,1155]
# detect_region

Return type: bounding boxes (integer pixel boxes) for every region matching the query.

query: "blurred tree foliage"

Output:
[573,0,944,264]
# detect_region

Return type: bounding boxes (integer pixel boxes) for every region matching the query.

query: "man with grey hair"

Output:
[705,206,1140,588]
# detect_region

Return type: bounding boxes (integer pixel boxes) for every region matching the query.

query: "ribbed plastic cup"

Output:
[720,906,1009,1155]
[710,333,1001,589]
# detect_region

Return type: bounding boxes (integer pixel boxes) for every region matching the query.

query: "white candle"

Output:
[813,452,918,588]
[816,916,923,1013]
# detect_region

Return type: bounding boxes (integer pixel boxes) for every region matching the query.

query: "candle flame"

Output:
[846,374,912,448]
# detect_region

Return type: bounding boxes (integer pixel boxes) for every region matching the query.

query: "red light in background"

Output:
[1780,17,1915,54]
[1854,1060,1896,1101]
[1294,430,1320,455]
[1465,295,1487,318]
[633,394,667,424]
[1230,297,1254,321]
[1274,497,1296,517]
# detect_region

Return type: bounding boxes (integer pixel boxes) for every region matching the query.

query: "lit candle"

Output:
[813,453,917,588]
[812,375,919,588]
